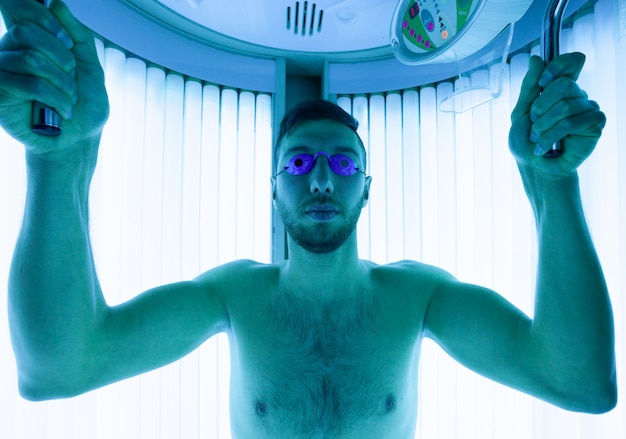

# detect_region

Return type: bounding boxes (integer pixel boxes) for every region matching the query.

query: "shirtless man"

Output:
[0,1,616,438]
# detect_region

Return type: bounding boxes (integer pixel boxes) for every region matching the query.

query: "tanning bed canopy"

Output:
[390,0,533,65]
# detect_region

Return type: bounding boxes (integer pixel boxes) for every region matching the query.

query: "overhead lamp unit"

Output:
[390,0,533,65]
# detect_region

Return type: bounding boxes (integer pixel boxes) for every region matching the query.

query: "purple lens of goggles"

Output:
[282,152,361,176]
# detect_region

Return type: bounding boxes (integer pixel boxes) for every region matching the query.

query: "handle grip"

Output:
[32,0,61,136]
[540,0,569,157]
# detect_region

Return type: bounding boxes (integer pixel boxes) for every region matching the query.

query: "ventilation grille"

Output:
[286,1,324,36]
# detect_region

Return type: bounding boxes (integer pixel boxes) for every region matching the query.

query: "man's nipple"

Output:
[255,400,267,417]
[385,394,396,413]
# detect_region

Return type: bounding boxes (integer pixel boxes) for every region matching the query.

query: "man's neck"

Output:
[279,234,365,302]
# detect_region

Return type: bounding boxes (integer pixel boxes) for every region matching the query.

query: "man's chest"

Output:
[227,288,421,437]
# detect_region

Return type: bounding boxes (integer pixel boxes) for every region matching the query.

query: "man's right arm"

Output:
[10,149,231,400]
[2,0,230,400]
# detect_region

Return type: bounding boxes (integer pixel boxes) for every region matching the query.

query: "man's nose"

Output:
[309,156,334,194]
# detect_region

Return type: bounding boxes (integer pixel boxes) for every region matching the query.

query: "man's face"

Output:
[271,119,372,254]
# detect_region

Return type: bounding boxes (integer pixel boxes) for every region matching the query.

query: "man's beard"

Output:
[275,198,363,254]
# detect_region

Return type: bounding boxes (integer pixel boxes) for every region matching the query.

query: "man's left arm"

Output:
[508,52,616,411]
[423,53,616,413]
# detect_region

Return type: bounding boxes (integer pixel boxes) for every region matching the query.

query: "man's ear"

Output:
[270,176,278,208]
[361,175,372,207]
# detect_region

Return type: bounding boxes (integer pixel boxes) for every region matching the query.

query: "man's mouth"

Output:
[306,205,338,221]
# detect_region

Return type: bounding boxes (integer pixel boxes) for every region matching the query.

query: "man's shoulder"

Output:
[216,258,276,272]
[193,259,278,289]
[364,260,457,309]
[362,260,457,335]
[370,259,456,283]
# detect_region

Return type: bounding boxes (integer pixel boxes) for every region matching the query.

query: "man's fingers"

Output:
[511,56,545,123]
[49,0,95,61]
[1,20,75,73]
[0,0,73,48]
[530,76,588,122]
[0,66,73,115]
[532,105,606,154]
[538,52,586,87]
[0,20,77,114]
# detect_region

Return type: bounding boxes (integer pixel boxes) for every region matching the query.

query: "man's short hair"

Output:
[274,99,367,172]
